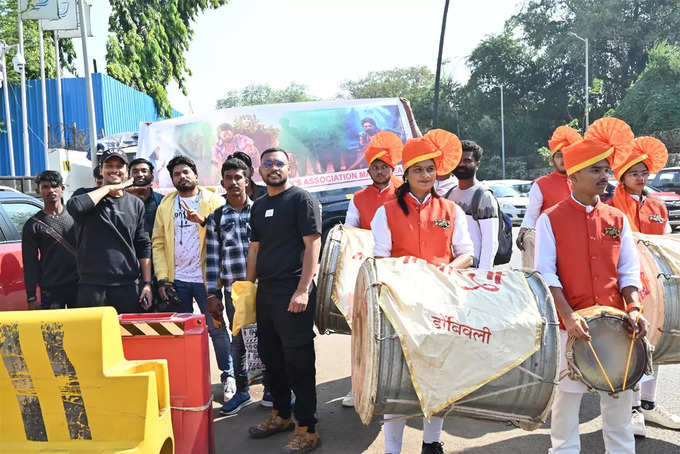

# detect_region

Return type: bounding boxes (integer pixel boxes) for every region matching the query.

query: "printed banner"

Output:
[374,258,543,417]
[20,0,59,20]
[42,0,78,31]
[137,98,411,193]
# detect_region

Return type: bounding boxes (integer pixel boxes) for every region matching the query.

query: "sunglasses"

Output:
[262,159,287,170]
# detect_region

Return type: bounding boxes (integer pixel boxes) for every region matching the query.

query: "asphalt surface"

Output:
[208,227,680,453]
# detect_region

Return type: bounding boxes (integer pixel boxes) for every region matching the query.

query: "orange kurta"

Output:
[536,171,571,213]
[384,195,456,266]
[353,183,398,230]
[607,189,668,235]
[547,198,625,325]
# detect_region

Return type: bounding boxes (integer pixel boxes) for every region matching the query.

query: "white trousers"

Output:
[633,366,659,406]
[550,389,635,454]
[383,414,443,454]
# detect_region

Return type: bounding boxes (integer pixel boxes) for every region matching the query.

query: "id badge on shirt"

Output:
[265,209,274,218]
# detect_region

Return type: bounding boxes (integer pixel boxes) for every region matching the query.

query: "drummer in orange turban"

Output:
[607,136,680,434]
[518,125,582,267]
[369,129,473,454]
[535,117,647,454]
[344,131,403,231]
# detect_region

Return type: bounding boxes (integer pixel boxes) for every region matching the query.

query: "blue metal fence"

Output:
[0,73,182,176]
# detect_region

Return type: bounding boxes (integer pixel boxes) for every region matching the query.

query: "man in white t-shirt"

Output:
[446,140,499,270]
[151,156,235,400]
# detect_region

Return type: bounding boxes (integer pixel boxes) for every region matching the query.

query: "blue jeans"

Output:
[174,279,233,381]
[224,292,248,392]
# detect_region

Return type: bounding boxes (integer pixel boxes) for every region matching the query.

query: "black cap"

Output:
[101,149,129,165]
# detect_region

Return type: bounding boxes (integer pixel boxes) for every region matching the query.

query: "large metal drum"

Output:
[351,259,559,430]
[637,234,680,364]
[316,224,374,335]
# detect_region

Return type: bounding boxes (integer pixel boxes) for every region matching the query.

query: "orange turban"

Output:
[364,131,403,168]
[611,136,668,181]
[548,125,582,154]
[401,129,462,176]
[563,118,634,175]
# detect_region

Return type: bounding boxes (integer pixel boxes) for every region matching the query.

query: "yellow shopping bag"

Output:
[231,281,257,336]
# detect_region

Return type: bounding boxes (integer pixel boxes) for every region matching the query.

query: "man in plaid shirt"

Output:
[206,158,255,415]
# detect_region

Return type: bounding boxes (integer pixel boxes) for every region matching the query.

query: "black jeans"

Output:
[256,282,317,429]
[40,283,78,309]
[75,282,142,314]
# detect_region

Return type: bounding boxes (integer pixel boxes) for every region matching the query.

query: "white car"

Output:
[486,179,533,197]
[483,181,529,226]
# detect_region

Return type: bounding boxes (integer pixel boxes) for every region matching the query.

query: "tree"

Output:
[0,0,76,84]
[215,82,317,109]
[617,41,680,134]
[107,0,228,118]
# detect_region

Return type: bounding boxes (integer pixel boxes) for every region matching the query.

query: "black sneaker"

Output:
[422,441,444,454]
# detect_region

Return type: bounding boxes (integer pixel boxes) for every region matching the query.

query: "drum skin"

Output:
[571,306,647,393]
[352,259,559,430]
[316,224,352,335]
[637,239,680,364]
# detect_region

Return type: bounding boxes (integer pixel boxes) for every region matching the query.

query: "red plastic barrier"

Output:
[119,313,214,454]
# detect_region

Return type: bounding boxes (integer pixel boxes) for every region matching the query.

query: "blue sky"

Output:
[70,0,523,114]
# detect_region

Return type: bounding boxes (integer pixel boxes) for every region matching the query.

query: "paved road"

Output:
[208,227,680,453]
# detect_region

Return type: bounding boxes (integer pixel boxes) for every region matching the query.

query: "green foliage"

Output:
[107,0,229,118]
[617,41,680,134]
[0,0,76,84]
[215,83,317,109]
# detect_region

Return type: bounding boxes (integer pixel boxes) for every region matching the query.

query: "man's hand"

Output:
[626,309,648,338]
[180,200,204,225]
[564,312,591,340]
[516,227,529,251]
[207,293,224,320]
[108,178,134,195]
[27,298,40,311]
[139,284,153,310]
[288,289,309,313]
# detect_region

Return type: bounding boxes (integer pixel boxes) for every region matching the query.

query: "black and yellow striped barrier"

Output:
[0,307,174,453]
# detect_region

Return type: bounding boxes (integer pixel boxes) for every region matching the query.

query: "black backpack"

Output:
[470,187,513,265]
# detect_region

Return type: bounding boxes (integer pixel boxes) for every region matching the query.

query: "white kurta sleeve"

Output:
[665,221,672,234]
[452,205,474,257]
[520,183,544,229]
[477,218,499,270]
[344,197,361,228]
[617,216,642,290]
[370,206,391,257]
[534,213,562,288]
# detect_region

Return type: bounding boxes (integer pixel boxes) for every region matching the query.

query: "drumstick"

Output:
[622,311,642,391]
[587,340,616,393]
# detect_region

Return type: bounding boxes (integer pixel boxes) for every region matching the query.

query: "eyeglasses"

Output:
[262,159,286,170]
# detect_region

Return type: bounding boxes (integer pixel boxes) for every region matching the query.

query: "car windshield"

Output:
[512,183,532,195]
[490,185,521,197]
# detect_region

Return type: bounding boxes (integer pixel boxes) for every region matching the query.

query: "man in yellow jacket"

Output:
[151,155,234,399]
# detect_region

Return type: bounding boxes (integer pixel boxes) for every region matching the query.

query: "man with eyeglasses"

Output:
[246,147,322,453]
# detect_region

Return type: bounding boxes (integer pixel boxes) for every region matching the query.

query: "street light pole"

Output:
[77,0,98,170]
[500,85,505,179]
[54,31,65,147]
[17,15,31,174]
[1,42,17,176]
[38,20,48,163]
[432,0,450,129]
[570,32,589,128]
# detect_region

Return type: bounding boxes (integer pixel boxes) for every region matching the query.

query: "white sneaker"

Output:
[632,409,646,437]
[642,405,680,429]
[223,377,236,402]
[342,390,354,407]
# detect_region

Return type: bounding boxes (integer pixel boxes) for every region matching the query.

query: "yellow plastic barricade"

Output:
[0,307,174,453]
[231,280,257,336]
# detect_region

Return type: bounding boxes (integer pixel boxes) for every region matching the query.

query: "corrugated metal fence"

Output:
[0,73,181,176]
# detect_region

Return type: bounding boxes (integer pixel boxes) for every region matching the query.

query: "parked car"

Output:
[648,167,680,195]
[0,190,43,311]
[487,179,533,197]
[602,180,680,229]
[483,182,528,226]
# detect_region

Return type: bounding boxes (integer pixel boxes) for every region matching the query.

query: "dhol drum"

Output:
[566,306,652,394]
[636,233,680,364]
[316,224,374,335]
[351,259,559,430]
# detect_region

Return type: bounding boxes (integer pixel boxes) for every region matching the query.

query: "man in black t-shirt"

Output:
[246,147,322,453]
[22,171,78,309]
[66,149,153,314]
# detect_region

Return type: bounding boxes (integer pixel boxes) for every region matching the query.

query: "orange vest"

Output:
[607,196,667,235]
[384,195,456,266]
[353,184,398,230]
[547,198,625,327]
[536,171,571,213]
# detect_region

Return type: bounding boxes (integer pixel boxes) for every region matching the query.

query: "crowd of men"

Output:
[20,119,680,454]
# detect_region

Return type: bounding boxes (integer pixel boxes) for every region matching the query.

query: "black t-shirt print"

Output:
[250,186,322,285]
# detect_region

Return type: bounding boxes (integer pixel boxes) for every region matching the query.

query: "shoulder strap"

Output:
[444,185,457,200]
[31,217,77,256]
[470,187,489,221]
[215,205,225,270]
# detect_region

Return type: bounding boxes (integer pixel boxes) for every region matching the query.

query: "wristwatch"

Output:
[142,281,153,287]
